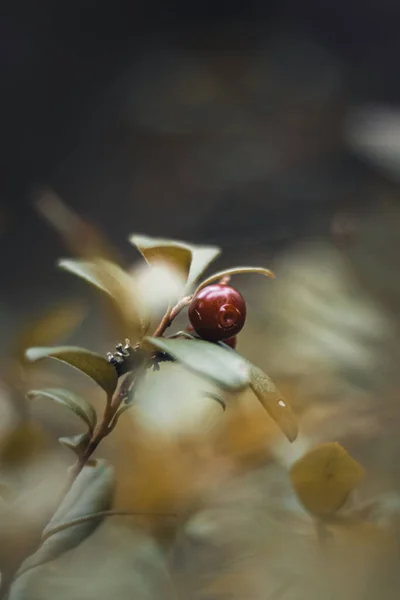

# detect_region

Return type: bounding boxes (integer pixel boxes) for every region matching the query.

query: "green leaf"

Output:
[28,388,97,433]
[110,402,136,427]
[129,234,220,287]
[195,266,275,294]
[187,246,222,287]
[25,346,118,397]
[143,337,250,391]
[58,258,110,293]
[249,365,298,442]
[12,460,115,583]
[167,330,197,340]
[58,258,148,339]
[58,432,90,456]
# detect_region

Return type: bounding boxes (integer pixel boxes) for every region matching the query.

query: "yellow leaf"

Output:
[249,365,298,442]
[25,346,118,397]
[129,234,220,287]
[290,442,365,517]
[59,258,148,341]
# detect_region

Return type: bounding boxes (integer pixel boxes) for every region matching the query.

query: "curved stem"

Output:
[12,510,178,582]
[152,296,192,337]
[61,371,136,499]
[1,292,191,597]
[0,372,143,599]
[152,305,172,337]
[194,267,275,295]
[42,510,177,542]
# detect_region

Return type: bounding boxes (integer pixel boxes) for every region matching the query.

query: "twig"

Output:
[42,510,178,542]
[0,372,140,599]
[219,275,231,285]
[0,290,192,597]
[152,295,192,337]
[12,510,178,582]
[193,267,275,295]
[61,370,136,498]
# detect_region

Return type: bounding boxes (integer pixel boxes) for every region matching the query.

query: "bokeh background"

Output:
[2,1,400,598]
[2,0,400,325]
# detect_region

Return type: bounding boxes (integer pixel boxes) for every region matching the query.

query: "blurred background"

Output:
[2,1,400,598]
[2,0,400,321]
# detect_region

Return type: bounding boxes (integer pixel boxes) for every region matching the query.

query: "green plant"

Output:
[0,198,370,599]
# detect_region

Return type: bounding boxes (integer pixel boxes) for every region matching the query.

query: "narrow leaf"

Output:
[111,402,136,427]
[58,258,148,339]
[129,234,220,286]
[187,246,222,286]
[195,266,275,294]
[13,460,115,580]
[143,337,250,391]
[58,258,109,293]
[290,442,365,517]
[58,432,90,456]
[28,389,97,433]
[25,346,118,397]
[249,365,298,442]
[130,234,192,274]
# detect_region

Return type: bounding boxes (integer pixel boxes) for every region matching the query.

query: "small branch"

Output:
[42,510,178,542]
[219,275,231,285]
[0,372,151,598]
[2,291,194,596]
[194,267,275,295]
[152,306,172,337]
[152,295,192,337]
[64,371,136,489]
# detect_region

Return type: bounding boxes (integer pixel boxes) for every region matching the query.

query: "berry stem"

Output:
[194,266,275,295]
[152,295,193,337]
[219,275,231,285]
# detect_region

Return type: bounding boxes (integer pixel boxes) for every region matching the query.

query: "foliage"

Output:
[0,201,377,599]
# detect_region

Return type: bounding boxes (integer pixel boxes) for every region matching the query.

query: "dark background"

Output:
[2,0,400,330]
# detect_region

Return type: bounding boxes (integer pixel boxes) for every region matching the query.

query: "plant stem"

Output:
[1,293,191,598]
[11,510,178,582]
[152,296,192,337]
[219,275,231,285]
[71,372,135,479]
[42,510,177,542]
[0,373,137,600]
[193,266,275,295]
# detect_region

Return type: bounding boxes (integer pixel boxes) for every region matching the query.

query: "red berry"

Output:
[188,284,246,342]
